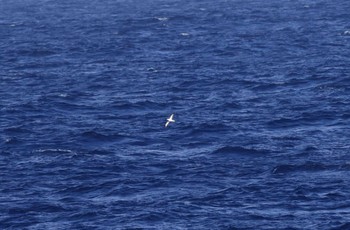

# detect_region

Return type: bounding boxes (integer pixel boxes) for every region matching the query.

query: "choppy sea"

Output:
[1,0,350,229]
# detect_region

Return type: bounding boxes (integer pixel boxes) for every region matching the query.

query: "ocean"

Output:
[1,0,350,229]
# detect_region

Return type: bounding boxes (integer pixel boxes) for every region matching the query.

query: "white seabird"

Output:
[165,114,175,127]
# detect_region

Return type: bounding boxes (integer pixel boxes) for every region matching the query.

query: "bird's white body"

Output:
[165,114,175,127]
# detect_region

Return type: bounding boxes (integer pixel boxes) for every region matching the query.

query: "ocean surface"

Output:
[1,0,350,229]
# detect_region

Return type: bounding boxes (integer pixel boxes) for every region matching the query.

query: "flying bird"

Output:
[165,114,175,127]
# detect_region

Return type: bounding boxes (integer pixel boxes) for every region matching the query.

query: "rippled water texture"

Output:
[1,0,350,229]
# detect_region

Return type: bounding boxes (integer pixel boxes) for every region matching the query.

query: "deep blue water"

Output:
[1,0,350,229]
